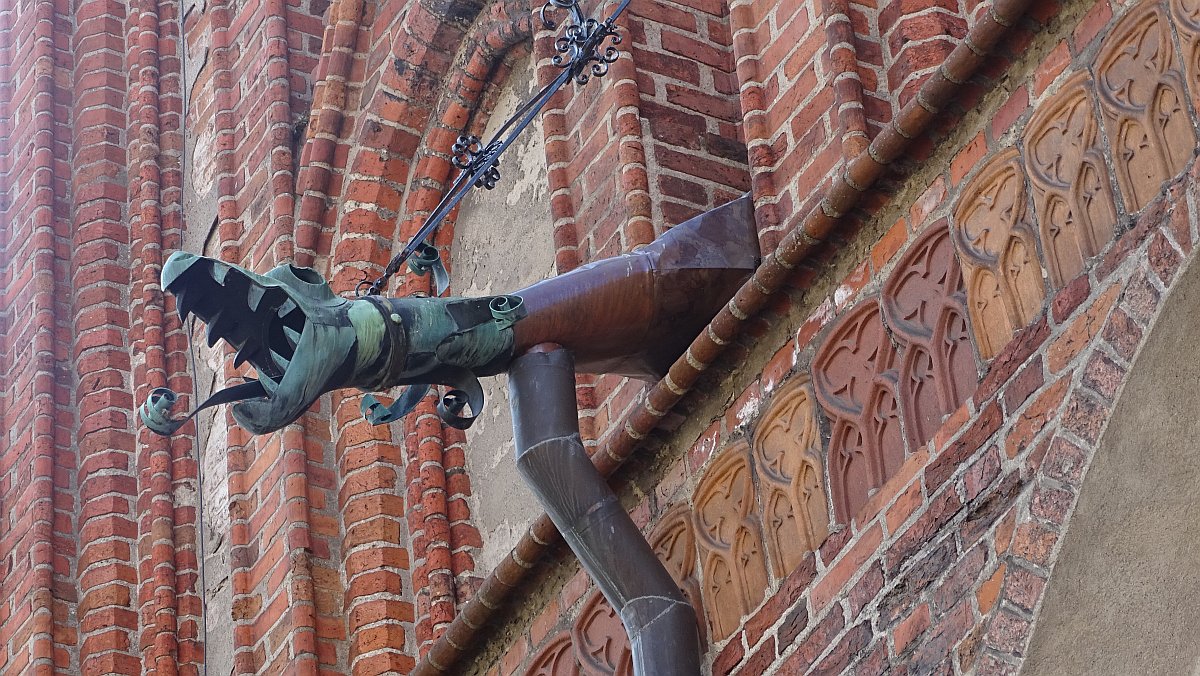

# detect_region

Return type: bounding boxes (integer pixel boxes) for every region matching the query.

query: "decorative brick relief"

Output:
[1170,0,1200,97]
[648,505,707,646]
[1024,73,1119,288]
[952,149,1047,359]
[882,223,977,449]
[751,379,829,578]
[692,443,770,640]
[571,593,633,676]
[1095,2,1196,212]
[526,633,582,676]
[812,300,905,523]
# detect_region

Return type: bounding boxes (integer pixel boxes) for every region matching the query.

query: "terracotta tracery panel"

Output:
[811,299,905,523]
[648,504,707,646]
[751,379,829,578]
[1095,2,1195,212]
[571,592,633,676]
[1024,73,1119,288]
[526,633,582,676]
[692,444,770,640]
[882,223,978,449]
[1171,0,1200,99]
[952,149,1047,359]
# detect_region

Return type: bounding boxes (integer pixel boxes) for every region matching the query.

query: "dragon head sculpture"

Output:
[140,251,524,435]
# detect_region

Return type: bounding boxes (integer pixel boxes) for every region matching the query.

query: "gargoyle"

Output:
[140,195,760,676]
[142,195,759,438]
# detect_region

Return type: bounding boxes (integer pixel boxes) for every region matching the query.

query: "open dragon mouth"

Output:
[158,252,361,434]
[165,253,311,393]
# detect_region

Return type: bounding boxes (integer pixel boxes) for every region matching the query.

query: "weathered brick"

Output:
[1004,564,1048,614]
[1011,522,1059,568]
[985,608,1032,657]
[926,402,1002,490]
[887,489,963,574]
[909,598,974,674]
[932,543,987,614]
[893,603,931,655]
[1061,391,1108,446]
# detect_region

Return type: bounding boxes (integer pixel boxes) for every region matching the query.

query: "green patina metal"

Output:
[140,250,525,435]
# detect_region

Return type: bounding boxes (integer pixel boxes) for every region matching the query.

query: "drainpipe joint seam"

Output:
[820,198,844,219]
[868,143,888,165]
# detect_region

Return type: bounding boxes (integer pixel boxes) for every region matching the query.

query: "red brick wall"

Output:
[4,0,1198,674]
[484,2,1200,674]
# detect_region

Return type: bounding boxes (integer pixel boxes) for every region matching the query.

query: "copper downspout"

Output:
[414,1,1032,672]
[508,346,701,675]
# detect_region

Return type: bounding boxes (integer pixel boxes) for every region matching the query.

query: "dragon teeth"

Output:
[277,299,297,318]
[210,263,230,285]
[205,310,224,347]
[176,288,195,321]
[271,350,291,370]
[283,326,301,348]
[259,371,279,394]
[233,347,254,368]
[247,285,266,312]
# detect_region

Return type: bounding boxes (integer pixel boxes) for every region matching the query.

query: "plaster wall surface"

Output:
[1024,250,1200,675]
[451,54,557,573]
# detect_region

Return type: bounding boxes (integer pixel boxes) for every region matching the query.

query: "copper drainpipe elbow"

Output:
[506,346,702,676]
[412,1,1035,671]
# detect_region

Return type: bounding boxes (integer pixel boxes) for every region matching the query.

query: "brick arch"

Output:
[1021,237,1200,673]
[322,0,534,290]
[303,0,538,666]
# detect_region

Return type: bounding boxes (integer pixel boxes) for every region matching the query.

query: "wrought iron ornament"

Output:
[360,0,630,298]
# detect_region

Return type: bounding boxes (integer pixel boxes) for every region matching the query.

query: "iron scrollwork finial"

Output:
[362,0,632,298]
[541,0,624,84]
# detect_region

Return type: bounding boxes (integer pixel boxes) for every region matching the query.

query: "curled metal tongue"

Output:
[140,387,185,436]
